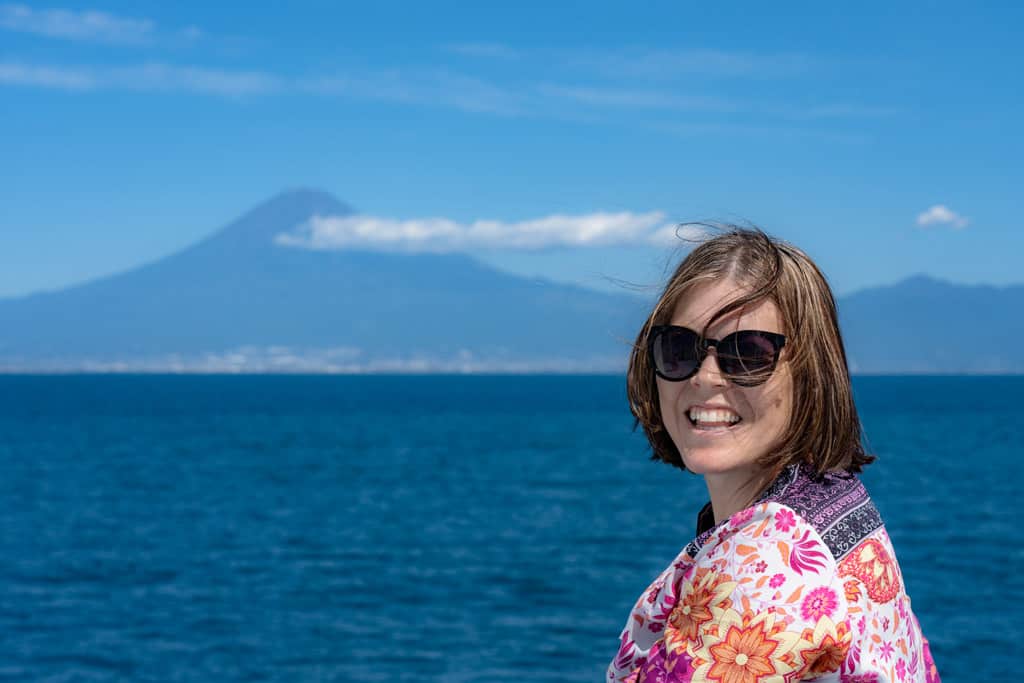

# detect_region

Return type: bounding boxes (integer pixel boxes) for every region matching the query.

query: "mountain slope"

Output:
[838,274,1023,374]
[0,190,647,370]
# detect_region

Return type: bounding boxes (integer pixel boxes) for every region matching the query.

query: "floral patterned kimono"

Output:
[608,462,941,683]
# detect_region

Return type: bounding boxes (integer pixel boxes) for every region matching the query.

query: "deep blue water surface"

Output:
[0,375,1019,681]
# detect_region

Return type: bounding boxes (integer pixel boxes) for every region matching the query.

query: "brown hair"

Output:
[626,224,874,504]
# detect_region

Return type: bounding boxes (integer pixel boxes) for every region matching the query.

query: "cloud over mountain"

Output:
[274,211,704,252]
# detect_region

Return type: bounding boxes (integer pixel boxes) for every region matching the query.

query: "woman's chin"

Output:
[680,448,759,478]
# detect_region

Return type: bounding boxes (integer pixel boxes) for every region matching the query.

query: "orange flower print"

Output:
[838,539,899,604]
[706,619,780,683]
[843,579,862,603]
[799,622,851,675]
[666,569,735,647]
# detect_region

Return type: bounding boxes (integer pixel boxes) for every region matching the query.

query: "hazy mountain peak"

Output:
[848,273,952,299]
[898,273,949,288]
[203,188,354,250]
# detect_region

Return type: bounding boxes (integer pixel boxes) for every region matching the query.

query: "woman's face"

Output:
[656,278,793,483]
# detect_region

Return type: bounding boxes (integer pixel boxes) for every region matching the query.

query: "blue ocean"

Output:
[0,375,1018,682]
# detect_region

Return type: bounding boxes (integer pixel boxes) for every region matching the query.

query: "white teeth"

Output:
[689,408,741,425]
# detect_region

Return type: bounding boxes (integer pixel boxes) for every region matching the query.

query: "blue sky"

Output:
[2,1,1021,299]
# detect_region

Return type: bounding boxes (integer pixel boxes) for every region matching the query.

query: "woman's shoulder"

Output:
[688,462,884,563]
[686,464,908,614]
[691,473,929,671]
[771,462,885,564]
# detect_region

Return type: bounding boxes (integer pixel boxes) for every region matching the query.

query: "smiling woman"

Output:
[608,227,941,682]
[652,283,793,524]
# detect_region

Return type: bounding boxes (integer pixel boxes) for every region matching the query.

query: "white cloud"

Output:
[117,63,281,96]
[0,4,154,44]
[537,83,739,112]
[569,48,812,80]
[916,204,969,229]
[445,42,520,60]
[0,60,282,96]
[444,44,812,79]
[299,68,522,115]
[0,61,95,89]
[0,60,518,106]
[274,211,697,252]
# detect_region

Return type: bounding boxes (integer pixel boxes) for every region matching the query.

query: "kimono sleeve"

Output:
[663,502,852,682]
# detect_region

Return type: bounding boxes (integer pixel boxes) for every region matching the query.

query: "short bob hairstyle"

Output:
[626,225,874,502]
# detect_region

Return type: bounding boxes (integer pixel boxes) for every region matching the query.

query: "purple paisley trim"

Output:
[686,462,883,562]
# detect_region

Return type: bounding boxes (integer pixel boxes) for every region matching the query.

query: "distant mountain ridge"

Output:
[838,274,1023,374]
[0,190,1019,373]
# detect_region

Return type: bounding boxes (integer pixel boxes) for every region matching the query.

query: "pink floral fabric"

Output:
[608,464,940,682]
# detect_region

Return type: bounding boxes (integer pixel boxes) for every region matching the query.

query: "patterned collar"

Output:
[688,461,880,562]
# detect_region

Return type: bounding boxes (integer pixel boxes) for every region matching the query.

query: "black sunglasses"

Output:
[648,325,787,386]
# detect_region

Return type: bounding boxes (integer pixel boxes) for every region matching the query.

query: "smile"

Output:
[687,407,743,429]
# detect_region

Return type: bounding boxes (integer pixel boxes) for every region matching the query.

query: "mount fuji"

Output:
[0,190,647,372]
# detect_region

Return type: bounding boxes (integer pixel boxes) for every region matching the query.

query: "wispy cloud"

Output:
[562,47,813,80]
[653,119,869,144]
[783,103,900,120]
[445,42,520,60]
[448,45,812,80]
[273,211,703,252]
[537,83,895,123]
[0,60,282,95]
[0,61,95,89]
[537,83,740,113]
[0,4,210,46]
[450,44,815,80]
[916,204,969,229]
[441,44,894,125]
[0,3,154,44]
[300,68,523,115]
[0,49,892,130]
[0,59,522,108]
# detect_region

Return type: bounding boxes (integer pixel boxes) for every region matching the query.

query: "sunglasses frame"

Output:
[648,324,787,385]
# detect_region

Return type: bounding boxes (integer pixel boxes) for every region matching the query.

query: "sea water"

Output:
[0,375,1018,681]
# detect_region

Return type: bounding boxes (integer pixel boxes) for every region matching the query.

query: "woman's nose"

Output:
[693,347,727,386]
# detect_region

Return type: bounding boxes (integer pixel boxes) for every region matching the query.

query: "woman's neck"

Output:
[704,468,765,524]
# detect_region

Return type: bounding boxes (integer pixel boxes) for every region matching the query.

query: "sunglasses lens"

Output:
[717,332,779,386]
[652,327,701,379]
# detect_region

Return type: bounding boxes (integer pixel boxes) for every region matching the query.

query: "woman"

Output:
[608,227,940,682]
